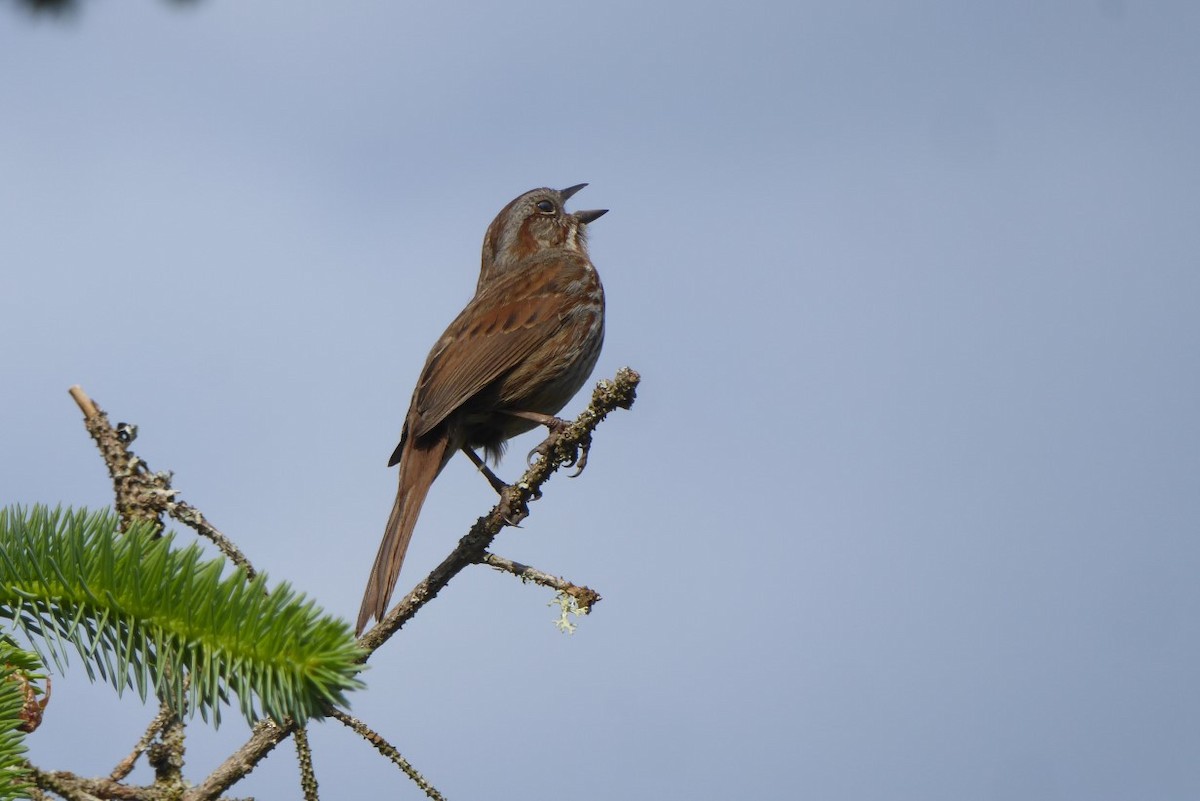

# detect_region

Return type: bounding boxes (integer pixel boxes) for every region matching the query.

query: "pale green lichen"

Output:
[549,592,586,635]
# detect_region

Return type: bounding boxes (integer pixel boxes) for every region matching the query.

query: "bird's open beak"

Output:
[574,208,609,224]
[559,183,588,200]
[560,183,607,224]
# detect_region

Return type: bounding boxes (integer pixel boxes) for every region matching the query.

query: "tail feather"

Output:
[356,434,452,635]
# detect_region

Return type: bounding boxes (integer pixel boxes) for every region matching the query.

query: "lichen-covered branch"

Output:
[182,718,293,801]
[110,702,174,781]
[28,765,131,800]
[67,385,257,579]
[357,367,639,654]
[330,710,445,801]
[479,552,602,611]
[294,725,318,801]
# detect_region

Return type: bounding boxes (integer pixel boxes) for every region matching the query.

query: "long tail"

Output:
[356,433,452,635]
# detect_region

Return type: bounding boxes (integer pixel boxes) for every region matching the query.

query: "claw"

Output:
[527,434,574,469]
[567,433,593,478]
[517,412,591,477]
[500,486,531,526]
[527,425,593,477]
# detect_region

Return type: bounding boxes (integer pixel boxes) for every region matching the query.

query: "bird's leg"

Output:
[504,410,570,431]
[461,446,531,525]
[505,410,592,477]
[460,446,508,494]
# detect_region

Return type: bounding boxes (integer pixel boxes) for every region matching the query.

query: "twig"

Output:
[27,765,133,800]
[110,702,174,781]
[162,500,256,580]
[67,386,162,534]
[68,385,258,578]
[331,709,446,801]
[478,552,602,611]
[182,718,294,801]
[147,712,186,793]
[294,725,319,801]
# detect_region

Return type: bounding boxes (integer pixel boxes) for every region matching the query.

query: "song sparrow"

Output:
[356,184,608,635]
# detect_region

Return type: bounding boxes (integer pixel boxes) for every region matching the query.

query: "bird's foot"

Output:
[500,484,531,526]
[528,427,592,478]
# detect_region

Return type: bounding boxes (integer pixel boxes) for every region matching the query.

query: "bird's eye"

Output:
[536,200,555,213]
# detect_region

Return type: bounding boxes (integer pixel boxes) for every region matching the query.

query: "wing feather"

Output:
[407,273,571,439]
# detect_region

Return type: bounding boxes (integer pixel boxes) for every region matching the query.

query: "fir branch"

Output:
[0,641,40,800]
[0,506,363,726]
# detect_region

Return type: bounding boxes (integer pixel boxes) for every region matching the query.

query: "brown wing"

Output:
[407,266,573,440]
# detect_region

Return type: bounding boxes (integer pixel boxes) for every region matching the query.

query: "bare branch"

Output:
[182,718,294,801]
[479,552,602,611]
[147,713,186,793]
[294,725,319,801]
[68,385,258,578]
[109,702,174,781]
[28,765,135,800]
[330,710,446,801]
[163,500,257,580]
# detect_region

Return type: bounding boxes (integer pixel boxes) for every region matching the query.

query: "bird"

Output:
[356,184,608,635]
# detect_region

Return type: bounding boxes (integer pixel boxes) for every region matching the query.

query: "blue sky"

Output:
[3,1,1199,798]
